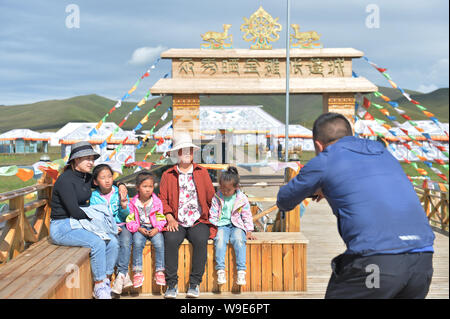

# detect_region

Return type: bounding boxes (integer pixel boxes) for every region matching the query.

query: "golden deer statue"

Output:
[290,24,322,48]
[201,24,233,49]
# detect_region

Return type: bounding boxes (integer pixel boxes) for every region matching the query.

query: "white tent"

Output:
[0,129,50,153]
[50,123,86,146]
[355,120,448,162]
[152,105,313,152]
[355,120,448,139]
[0,129,49,141]
[270,125,314,151]
[59,122,138,164]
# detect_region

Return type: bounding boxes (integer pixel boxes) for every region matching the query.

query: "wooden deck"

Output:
[2,159,446,299]
[122,160,449,299]
[302,200,449,299]
[124,192,449,299]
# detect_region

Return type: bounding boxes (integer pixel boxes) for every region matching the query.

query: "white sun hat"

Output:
[170,131,200,153]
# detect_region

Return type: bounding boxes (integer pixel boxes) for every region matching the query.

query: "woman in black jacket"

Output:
[50,141,127,299]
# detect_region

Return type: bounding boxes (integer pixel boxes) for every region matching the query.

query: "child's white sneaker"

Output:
[111,273,125,295]
[217,270,226,285]
[237,270,246,285]
[123,273,133,289]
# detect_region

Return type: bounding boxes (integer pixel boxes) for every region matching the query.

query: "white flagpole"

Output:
[285,0,291,162]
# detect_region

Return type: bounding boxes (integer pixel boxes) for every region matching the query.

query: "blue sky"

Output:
[0,0,448,105]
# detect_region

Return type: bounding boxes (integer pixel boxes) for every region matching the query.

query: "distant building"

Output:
[0,129,50,154]
[59,122,138,164]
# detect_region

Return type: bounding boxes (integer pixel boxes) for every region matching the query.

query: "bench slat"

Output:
[134,232,309,293]
[0,239,49,276]
[170,232,309,246]
[0,240,58,291]
[3,245,77,299]
[27,246,91,299]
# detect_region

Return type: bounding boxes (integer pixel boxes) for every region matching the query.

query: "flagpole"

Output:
[285,0,290,162]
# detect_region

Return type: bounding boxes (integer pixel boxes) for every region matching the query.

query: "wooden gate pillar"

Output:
[172,94,201,141]
[323,93,356,131]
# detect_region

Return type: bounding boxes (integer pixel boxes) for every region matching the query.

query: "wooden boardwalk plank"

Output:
[122,188,447,299]
[301,200,449,299]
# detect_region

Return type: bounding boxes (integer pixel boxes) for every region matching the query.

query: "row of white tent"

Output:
[354,120,448,162]
[0,106,447,163]
[151,105,315,152]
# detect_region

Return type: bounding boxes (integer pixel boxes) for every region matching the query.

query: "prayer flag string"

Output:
[88,58,162,137]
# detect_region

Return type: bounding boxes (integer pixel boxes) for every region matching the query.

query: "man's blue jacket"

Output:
[277,136,435,256]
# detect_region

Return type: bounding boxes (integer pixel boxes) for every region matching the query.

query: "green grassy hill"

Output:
[200,87,448,128]
[0,86,447,133]
[364,88,449,124]
[0,94,173,133]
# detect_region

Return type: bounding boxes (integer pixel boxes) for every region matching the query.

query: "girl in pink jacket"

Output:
[125,172,167,288]
[209,166,255,286]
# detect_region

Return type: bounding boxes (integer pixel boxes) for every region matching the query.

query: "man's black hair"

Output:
[312,112,353,145]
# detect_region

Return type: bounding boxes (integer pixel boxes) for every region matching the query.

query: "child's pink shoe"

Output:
[133,272,144,288]
[155,271,166,286]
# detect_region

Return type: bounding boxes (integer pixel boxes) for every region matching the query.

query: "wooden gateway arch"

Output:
[150,48,378,140]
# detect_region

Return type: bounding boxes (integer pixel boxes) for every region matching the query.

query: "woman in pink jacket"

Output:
[122,172,167,289]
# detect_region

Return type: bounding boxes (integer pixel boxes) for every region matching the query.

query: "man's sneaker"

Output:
[155,271,166,286]
[237,270,246,285]
[93,282,111,299]
[111,273,125,295]
[217,270,226,285]
[164,284,178,299]
[186,283,200,298]
[133,272,144,288]
[123,272,133,289]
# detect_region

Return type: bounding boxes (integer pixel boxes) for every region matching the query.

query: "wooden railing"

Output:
[246,167,300,233]
[415,186,449,233]
[0,173,53,264]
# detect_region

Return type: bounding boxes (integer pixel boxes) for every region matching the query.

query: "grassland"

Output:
[0,87,448,134]
[0,87,448,193]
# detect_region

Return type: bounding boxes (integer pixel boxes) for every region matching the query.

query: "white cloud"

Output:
[127,46,167,66]
[429,58,449,82]
[417,84,438,94]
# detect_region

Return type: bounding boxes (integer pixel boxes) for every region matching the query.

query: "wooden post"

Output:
[282,167,300,232]
[423,189,431,217]
[9,196,25,258]
[323,93,356,130]
[172,94,200,140]
[441,192,449,231]
[35,172,53,239]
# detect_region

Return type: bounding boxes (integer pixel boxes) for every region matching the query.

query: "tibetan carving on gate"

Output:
[173,57,349,78]
[240,6,282,50]
[200,24,233,49]
[290,24,323,49]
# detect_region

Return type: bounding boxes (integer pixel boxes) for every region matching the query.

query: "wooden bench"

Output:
[133,232,308,294]
[0,238,92,299]
[0,232,308,298]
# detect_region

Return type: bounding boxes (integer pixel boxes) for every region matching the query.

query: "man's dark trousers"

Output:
[325,252,433,299]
